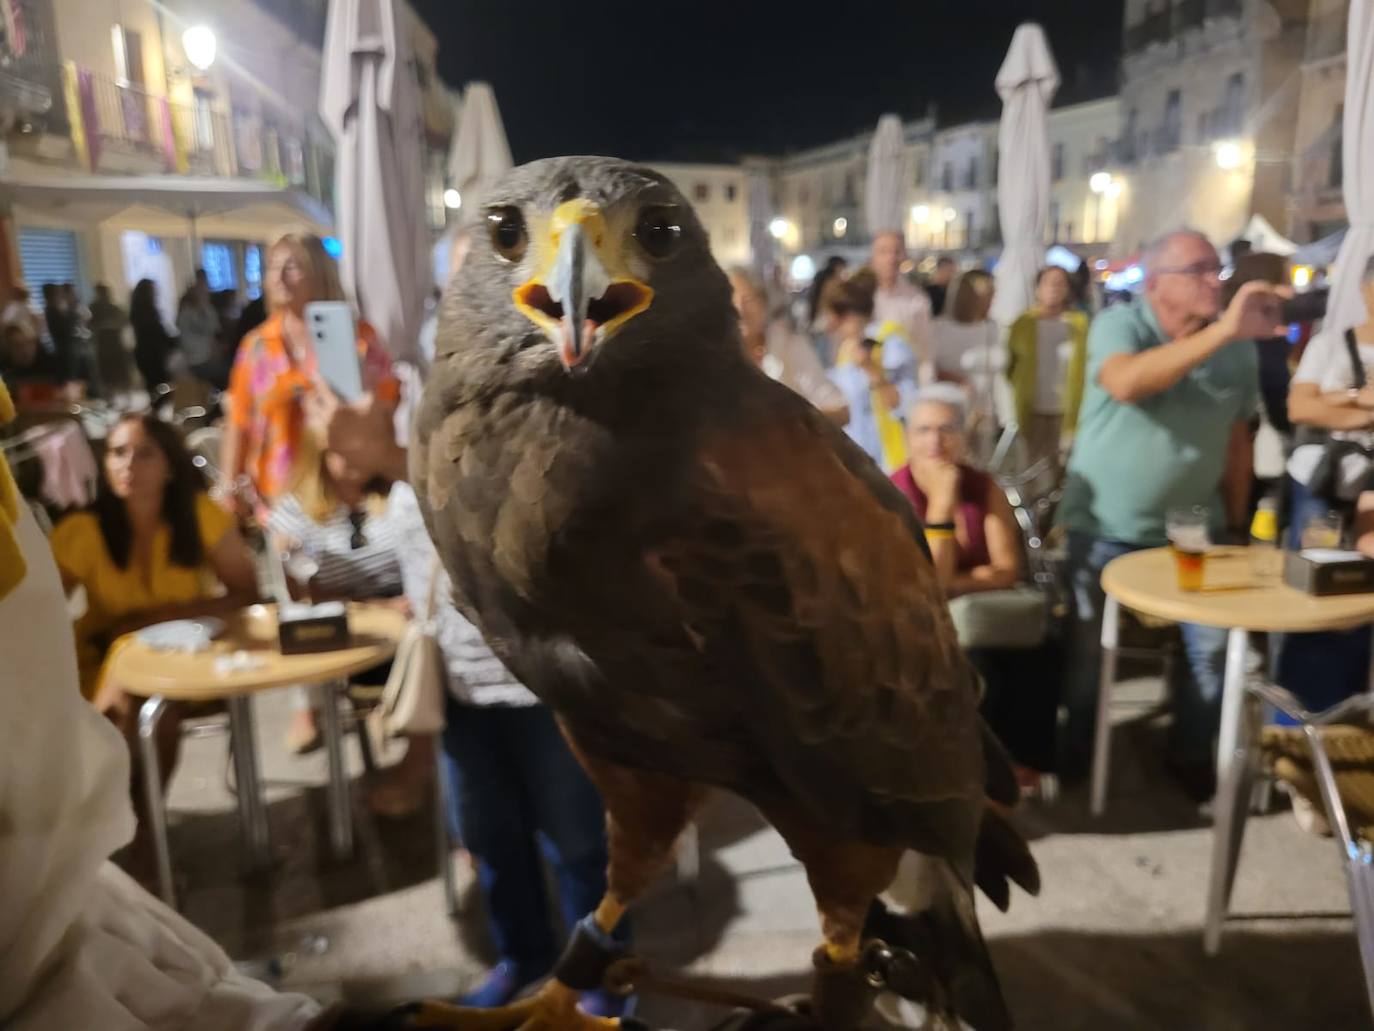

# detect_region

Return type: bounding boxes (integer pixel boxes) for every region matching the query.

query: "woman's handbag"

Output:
[1300,329,1374,504]
[369,559,446,742]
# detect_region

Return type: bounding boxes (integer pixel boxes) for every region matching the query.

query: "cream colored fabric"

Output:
[0,504,320,1031]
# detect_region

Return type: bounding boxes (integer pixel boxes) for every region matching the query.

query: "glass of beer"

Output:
[1166,507,1210,592]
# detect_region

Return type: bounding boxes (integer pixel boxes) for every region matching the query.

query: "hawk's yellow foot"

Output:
[399,981,621,1030]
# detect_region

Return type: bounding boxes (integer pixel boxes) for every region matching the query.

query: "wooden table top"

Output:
[1101,546,1374,633]
[111,602,406,701]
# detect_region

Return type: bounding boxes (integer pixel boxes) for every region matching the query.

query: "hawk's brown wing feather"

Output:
[652,395,987,862]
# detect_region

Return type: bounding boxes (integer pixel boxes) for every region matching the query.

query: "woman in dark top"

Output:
[129,279,177,399]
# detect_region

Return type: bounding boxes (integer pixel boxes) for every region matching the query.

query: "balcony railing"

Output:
[35,65,332,205]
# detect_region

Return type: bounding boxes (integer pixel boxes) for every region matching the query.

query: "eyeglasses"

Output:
[1153,261,1223,279]
[911,423,963,437]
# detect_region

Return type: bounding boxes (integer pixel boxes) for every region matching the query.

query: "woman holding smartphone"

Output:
[219,233,399,518]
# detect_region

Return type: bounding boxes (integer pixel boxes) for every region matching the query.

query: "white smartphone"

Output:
[305,300,364,403]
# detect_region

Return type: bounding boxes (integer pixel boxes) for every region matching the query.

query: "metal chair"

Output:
[1206,682,1374,1019]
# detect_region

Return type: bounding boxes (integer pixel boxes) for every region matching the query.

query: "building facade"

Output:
[646,161,751,268]
[1287,0,1348,242]
[1046,97,1121,252]
[1110,0,1311,255]
[0,0,450,316]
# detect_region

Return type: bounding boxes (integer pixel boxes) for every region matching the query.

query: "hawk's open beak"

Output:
[513,199,654,371]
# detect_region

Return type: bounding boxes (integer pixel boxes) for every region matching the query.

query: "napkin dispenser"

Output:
[1283,549,1374,597]
[277,601,350,654]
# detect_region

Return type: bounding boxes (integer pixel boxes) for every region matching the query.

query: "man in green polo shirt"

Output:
[1058,229,1286,797]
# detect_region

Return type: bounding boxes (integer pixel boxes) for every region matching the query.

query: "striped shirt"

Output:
[266,494,403,599]
[387,483,537,707]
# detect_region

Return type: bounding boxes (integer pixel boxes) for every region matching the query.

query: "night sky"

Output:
[410,0,1123,164]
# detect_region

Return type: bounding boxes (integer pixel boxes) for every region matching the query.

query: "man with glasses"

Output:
[1056,229,1286,798]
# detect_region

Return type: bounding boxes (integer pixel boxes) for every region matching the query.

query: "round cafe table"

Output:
[1091,546,1374,817]
[110,602,405,907]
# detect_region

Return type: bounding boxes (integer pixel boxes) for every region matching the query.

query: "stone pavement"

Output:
[143,675,1368,1030]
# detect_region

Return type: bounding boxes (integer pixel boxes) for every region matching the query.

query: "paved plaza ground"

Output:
[146,674,1367,1030]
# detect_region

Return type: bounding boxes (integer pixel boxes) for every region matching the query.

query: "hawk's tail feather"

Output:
[870,855,1013,1031]
[974,804,1041,913]
[980,717,1020,808]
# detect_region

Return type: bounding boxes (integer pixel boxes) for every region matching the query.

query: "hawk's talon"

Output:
[393,981,620,1030]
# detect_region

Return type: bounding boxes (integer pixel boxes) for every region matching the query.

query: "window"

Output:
[693,183,710,202]
[200,242,237,291]
[1221,72,1245,135]
[1162,89,1182,152]
[245,244,263,300]
[1051,142,1065,182]
[965,210,976,247]
[963,157,979,189]
[192,88,216,151]
[1049,200,1061,242]
[725,183,737,202]
[913,155,925,187]
[1064,220,1074,242]
[1197,111,1210,142]
[1122,108,1138,163]
[941,163,952,191]
[1330,104,1344,190]
[19,228,82,309]
[112,25,146,85]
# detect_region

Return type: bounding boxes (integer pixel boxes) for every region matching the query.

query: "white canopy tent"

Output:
[1236,213,1297,257]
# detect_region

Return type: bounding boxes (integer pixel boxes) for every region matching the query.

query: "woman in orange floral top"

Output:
[221,233,399,513]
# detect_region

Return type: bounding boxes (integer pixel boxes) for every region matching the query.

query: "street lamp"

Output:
[768,217,790,241]
[1090,171,1112,195]
[832,216,847,238]
[182,25,217,72]
[942,207,957,224]
[443,188,462,210]
[911,204,930,224]
[1214,140,1243,171]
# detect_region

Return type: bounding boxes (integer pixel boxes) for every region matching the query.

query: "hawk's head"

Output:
[439,156,736,381]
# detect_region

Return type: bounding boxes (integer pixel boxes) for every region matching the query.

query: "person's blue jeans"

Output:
[1063,531,1229,771]
[439,698,620,976]
[1271,476,1372,724]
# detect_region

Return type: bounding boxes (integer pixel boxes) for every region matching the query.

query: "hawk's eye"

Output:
[634,206,682,259]
[486,206,527,262]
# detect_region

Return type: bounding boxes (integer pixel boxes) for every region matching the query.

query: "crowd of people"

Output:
[2,215,1371,1028]
[740,227,1373,803]
[0,272,266,410]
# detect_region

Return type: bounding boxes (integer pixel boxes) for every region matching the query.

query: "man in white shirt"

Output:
[870,231,933,376]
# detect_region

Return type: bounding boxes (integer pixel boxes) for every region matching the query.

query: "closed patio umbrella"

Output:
[864,113,907,239]
[1324,0,1374,337]
[447,81,512,218]
[320,0,430,364]
[991,22,1060,327]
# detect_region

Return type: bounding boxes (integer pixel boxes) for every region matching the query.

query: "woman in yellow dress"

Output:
[49,413,257,870]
